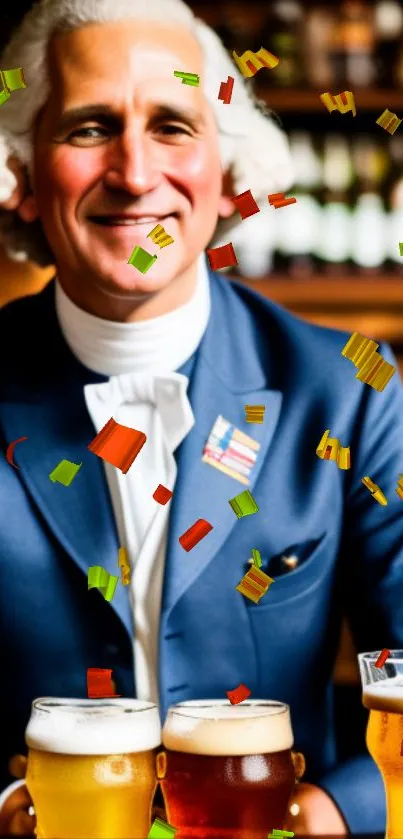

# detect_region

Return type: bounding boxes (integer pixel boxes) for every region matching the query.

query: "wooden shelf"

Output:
[254,87,403,113]
[239,274,403,346]
[241,274,403,307]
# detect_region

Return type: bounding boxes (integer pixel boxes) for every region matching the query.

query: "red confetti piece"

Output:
[206,243,237,271]
[375,649,390,668]
[153,484,173,505]
[400,739,403,756]
[6,436,28,469]
[87,668,121,698]
[226,683,251,705]
[232,189,260,220]
[88,418,146,474]
[179,518,213,552]
[218,75,234,104]
[268,192,297,209]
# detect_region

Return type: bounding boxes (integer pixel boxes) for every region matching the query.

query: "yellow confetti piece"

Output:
[147,223,174,249]
[118,546,131,585]
[362,476,388,506]
[236,566,274,604]
[232,47,279,78]
[342,332,396,392]
[316,430,350,470]
[244,404,266,423]
[320,90,356,117]
[376,108,402,135]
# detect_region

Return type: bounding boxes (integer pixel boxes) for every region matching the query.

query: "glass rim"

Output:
[32,697,158,715]
[167,699,290,719]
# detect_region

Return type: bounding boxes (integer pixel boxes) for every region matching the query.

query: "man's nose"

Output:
[103,131,161,195]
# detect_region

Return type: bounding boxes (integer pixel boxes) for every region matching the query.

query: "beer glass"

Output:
[359,651,403,839]
[25,697,161,839]
[159,699,302,839]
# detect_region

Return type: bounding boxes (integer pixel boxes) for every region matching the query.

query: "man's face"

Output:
[31,21,232,315]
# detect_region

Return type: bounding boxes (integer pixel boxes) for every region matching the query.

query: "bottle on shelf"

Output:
[385,135,403,271]
[330,0,377,88]
[229,199,279,279]
[304,5,339,90]
[259,1,306,88]
[374,0,403,88]
[315,134,355,274]
[350,135,389,272]
[275,131,323,277]
[214,1,265,55]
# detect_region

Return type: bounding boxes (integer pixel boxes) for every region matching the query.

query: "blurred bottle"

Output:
[315,135,355,274]
[215,1,264,54]
[385,135,403,270]
[374,0,403,87]
[350,136,389,271]
[229,198,278,279]
[259,1,306,88]
[330,0,377,88]
[276,132,323,276]
[304,6,338,89]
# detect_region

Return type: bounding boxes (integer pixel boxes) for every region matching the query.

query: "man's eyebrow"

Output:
[54,102,205,134]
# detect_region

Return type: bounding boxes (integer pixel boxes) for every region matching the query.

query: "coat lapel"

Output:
[162,272,283,617]
[0,284,133,637]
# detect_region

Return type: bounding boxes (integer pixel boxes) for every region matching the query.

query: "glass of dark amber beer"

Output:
[158,699,299,839]
[359,651,403,839]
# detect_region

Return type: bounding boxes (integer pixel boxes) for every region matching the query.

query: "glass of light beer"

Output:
[25,697,161,839]
[359,651,403,839]
[158,699,301,839]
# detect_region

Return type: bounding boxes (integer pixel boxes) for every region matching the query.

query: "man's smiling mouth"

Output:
[89,214,177,226]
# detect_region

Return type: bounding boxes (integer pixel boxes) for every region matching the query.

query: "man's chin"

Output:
[90,262,175,300]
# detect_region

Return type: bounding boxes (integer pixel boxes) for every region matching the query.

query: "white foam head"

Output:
[162,700,294,756]
[25,698,161,755]
[363,677,403,713]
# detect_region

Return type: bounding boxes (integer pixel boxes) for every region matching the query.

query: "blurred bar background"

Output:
[1,0,403,762]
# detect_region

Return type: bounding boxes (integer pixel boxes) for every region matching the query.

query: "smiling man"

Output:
[0,0,402,836]
[27,19,233,321]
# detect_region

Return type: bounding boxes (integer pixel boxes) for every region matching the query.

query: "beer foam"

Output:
[162,700,293,755]
[363,677,403,713]
[25,698,161,755]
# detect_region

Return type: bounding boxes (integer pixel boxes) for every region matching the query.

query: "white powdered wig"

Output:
[363,678,403,714]
[25,698,161,755]
[0,0,294,266]
[162,699,294,756]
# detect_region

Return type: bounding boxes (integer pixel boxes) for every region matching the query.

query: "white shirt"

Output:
[55,254,211,702]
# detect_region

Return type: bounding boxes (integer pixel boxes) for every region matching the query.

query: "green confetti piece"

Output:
[399,242,403,256]
[88,566,119,602]
[251,547,262,567]
[148,817,177,839]
[229,489,259,519]
[0,88,11,106]
[268,831,294,838]
[49,459,82,486]
[173,70,200,86]
[127,245,157,274]
[1,67,26,92]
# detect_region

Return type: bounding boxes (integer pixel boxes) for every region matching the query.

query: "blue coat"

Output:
[1,270,402,834]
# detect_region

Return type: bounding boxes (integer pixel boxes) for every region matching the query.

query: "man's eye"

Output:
[68,127,108,140]
[158,124,191,135]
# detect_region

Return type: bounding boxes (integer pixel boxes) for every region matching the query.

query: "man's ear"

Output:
[18,194,39,223]
[218,167,236,219]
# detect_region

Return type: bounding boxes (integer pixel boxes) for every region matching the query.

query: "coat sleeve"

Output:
[318,342,403,834]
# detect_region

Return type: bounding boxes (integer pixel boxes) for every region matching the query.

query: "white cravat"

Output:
[55,255,211,701]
